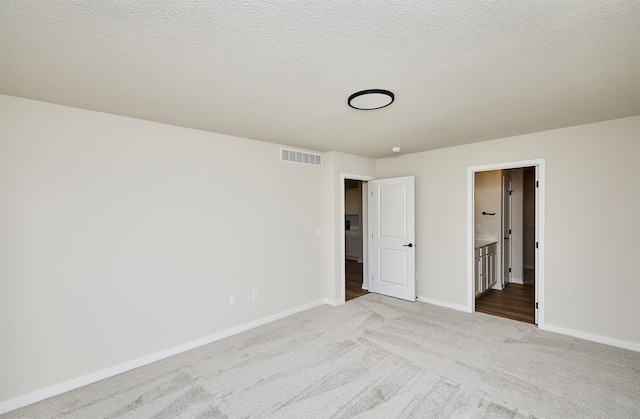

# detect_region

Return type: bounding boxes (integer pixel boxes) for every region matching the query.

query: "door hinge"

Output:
[509,229,512,235]
[509,268,512,273]
[509,190,512,195]
[536,302,539,309]
[536,180,539,188]
[536,241,539,249]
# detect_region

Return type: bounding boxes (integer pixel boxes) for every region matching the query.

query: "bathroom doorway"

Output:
[468,159,545,327]
[473,167,536,323]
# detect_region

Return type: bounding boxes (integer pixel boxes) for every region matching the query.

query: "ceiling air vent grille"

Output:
[280,148,322,166]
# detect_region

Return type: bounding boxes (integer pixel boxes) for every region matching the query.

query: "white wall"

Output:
[523,168,536,269]
[474,170,501,241]
[0,96,326,404]
[377,116,640,346]
[510,168,524,283]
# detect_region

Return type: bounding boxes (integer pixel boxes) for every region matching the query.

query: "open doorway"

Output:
[344,179,368,301]
[341,174,416,303]
[473,168,536,323]
[467,159,545,327]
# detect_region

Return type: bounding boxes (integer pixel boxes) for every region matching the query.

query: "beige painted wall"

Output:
[474,170,501,241]
[510,168,524,282]
[523,167,536,269]
[0,96,327,402]
[376,116,640,345]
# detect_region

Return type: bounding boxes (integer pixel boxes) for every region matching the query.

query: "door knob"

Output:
[403,243,413,247]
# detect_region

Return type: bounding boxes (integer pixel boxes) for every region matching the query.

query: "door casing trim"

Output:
[467,159,545,328]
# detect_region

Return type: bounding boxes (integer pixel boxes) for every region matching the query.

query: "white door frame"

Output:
[467,159,545,327]
[341,173,375,303]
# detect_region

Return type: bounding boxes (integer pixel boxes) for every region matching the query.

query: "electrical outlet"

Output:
[252,289,258,300]
[229,295,236,306]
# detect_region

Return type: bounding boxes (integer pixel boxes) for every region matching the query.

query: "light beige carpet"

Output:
[4,293,640,418]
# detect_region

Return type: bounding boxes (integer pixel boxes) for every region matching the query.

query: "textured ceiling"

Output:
[1,1,638,158]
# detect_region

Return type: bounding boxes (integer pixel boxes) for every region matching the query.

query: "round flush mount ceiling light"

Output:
[391,146,401,153]
[348,89,394,110]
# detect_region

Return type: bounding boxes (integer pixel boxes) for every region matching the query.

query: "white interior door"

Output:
[369,176,416,301]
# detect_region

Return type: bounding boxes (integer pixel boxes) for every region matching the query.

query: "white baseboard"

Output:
[540,323,640,352]
[418,297,640,352]
[0,299,327,415]
[510,278,524,285]
[417,296,469,313]
[7,298,636,415]
[324,298,342,306]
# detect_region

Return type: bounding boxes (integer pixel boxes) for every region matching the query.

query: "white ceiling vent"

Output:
[280,148,322,167]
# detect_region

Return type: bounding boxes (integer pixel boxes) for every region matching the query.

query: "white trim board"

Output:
[424,296,640,352]
[421,296,639,352]
[324,298,342,306]
[417,296,468,313]
[424,297,640,352]
[540,324,640,353]
[0,299,327,415]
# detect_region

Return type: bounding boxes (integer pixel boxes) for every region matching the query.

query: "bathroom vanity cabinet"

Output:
[475,241,497,296]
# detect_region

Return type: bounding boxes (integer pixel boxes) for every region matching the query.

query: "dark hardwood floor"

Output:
[345,259,368,301]
[475,283,535,324]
